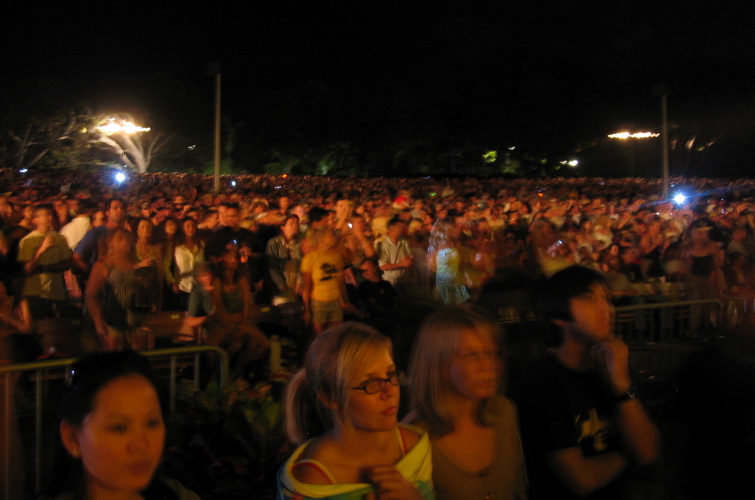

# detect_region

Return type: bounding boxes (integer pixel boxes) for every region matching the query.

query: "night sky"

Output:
[2,1,755,175]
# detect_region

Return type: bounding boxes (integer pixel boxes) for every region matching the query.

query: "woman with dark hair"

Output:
[157,217,180,310]
[169,218,205,311]
[132,217,164,313]
[49,350,199,499]
[405,306,527,500]
[210,247,269,378]
[86,228,154,350]
[278,322,434,500]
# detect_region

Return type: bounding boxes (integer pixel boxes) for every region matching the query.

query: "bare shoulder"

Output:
[399,423,423,450]
[292,437,336,485]
[292,460,334,485]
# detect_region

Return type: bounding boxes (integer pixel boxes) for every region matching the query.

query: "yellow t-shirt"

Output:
[301,249,344,302]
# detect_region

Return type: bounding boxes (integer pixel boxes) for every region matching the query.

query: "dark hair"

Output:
[387,218,404,230]
[129,217,155,238]
[537,265,607,344]
[201,209,218,223]
[33,203,54,217]
[58,350,166,427]
[107,198,125,211]
[51,350,176,500]
[175,217,202,247]
[308,206,330,224]
[280,214,299,227]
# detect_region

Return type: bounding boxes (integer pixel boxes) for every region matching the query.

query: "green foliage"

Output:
[164,378,291,500]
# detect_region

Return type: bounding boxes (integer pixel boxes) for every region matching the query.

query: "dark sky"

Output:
[2,0,755,169]
[5,1,754,95]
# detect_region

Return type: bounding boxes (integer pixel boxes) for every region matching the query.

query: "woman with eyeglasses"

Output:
[278,322,434,500]
[47,350,199,500]
[405,306,527,500]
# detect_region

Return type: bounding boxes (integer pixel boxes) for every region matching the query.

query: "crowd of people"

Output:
[2,168,755,499]
[2,170,755,343]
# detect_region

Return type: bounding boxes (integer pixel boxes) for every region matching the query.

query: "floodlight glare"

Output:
[673,193,686,205]
[115,172,126,183]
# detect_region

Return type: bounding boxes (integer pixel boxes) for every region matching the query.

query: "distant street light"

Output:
[608,131,660,176]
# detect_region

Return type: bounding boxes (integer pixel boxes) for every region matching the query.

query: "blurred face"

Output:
[164,220,178,236]
[448,330,501,401]
[279,196,291,212]
[33,208,53,232]
[692,229,709,245]
[137,220,153,241]
[92,211,106,227]
[387,223,405,241]
[54,200,67,216]
[318,231,337,251]
[204,212,219,229]
[335,200,351,218]
[282,217,299,239]
[360,260,381,282]
[108,201,125,225]
[567,282,614,344]
[196,271,213,288]
[182,219,197,238]
[65,375,164,498]
[350,217,365,234]
[224,208,240,229]
[222,250,239,270]
[347,348,399,432]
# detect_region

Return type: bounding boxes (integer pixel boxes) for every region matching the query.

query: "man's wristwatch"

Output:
[614,386,638,403]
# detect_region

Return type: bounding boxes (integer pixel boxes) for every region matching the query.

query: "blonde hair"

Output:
[407,305,501,436]
[428,217,456,250]
[284,323,392,444]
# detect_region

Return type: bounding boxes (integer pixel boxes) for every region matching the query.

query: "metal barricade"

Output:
[614,299,722,344]
[0,346,228,500]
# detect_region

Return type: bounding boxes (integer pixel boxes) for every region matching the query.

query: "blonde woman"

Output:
[428,218,470,304]
[279,322,434,500]
[405,306,527,500]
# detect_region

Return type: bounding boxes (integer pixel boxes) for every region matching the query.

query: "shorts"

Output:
[312,299,343,325]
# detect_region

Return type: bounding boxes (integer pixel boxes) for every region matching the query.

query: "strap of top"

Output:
[291,459,338,485]
[396,426,409,456]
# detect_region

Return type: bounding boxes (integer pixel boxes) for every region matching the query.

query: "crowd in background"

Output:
[2,169,755,346]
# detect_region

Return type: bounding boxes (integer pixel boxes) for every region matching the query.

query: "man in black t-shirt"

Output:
[516,266,660,500]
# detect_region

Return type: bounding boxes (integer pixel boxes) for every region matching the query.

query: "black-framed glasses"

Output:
[351,371,405,394]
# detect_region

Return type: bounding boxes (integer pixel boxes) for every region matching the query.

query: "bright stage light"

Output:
[673,193,686,205]
[115,172,126,183]
[608,131,660,139]
[99,118,150,135]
